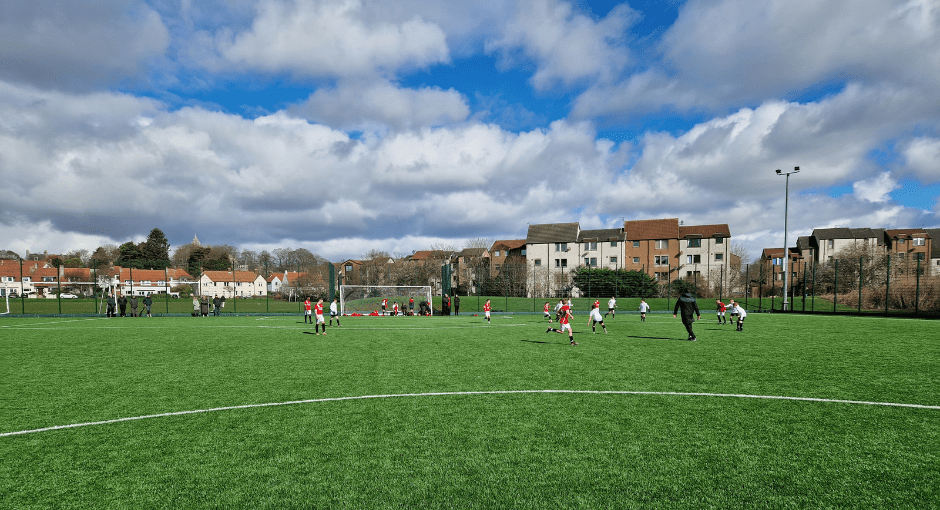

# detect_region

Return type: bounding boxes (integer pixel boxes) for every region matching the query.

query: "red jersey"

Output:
[393,303,399,313]
[559,305,570,324]
[382,299,388,307]
[544,303,550,312]
[594,300,600,309]
[716,301,726,312]
[314,303,323,315]
[304,300,311,311]
[484,302,491,312]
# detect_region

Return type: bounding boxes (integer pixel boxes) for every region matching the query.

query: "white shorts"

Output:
[305,309,312,316]
[316,314,324,324]
[485,311,490,318]
[560,322,572,332]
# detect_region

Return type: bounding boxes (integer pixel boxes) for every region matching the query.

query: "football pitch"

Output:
[1,312,938,508]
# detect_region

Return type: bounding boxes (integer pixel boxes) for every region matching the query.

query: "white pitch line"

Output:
[2,389,937,438]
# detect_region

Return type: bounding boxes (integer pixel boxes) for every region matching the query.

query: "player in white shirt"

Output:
[638,299,651,322]
[330,298,341,326]
[729,300,747,331]
[604,297,617,318]
[588,302,608,334]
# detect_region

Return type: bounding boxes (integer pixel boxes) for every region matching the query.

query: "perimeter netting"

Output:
[339,285,432,315]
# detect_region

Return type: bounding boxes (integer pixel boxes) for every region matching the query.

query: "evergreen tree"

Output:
[115,242,144,269]
[141,228,171,268]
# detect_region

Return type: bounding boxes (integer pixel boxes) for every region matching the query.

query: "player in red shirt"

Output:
[314,298,326,335]
[546,302,577,345]
[594,299,600,310]
[715,299,728,324]
[382,298,388,316]
[409,297,414,314]
[543,302,552,323]
[304,297,312,324]
[483,299,491,323]
[393,302,399,316]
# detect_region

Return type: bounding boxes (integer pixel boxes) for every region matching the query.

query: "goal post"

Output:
[339,285,433,316]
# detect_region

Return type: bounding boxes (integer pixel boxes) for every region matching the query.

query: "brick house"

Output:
[623,218,681,281]
[883,229,932,274]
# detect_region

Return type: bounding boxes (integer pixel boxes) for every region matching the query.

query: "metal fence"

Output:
[745,255,939,316]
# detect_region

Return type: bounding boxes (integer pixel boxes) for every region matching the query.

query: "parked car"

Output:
[59,293,78,298]
[9,291,18,298]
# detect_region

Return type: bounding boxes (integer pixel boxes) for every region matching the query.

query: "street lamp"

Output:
[776,166,799,311]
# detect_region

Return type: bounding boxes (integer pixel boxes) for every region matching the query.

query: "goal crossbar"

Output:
[339,285,432,316]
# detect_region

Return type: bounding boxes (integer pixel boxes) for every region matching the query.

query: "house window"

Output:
[632,257,640,264]
[715,253,723,261]
[495,264,501,271]
[494,250,500,257]
[520,249,526,256]
[898,238,905,244]
[687,238,701,248]
[715,237,724,244]
[686,271,701,277]
[583,242,597,251]
[655,240,669,249]
[22,277,30,282]
[654,255,669,266]
[610,241,618,247]
[555,243,568,252]
[610,256,617,265]
[913,238,925,246]
[827,240,834,249]
[555,259,568,268]
[584,257,597,267]
[345,265,352,272]
[534,259,541,266]
[772,258,782,266]
[654,272,669,280]
[1,277,12,282]
[686,255,701,264]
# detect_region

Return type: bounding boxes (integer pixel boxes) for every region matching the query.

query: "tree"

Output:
[115,242,144,268]
[140,228,171,268]
[91,244,120,266]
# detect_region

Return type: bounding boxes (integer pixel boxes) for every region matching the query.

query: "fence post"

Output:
[811,262,816,311]
[915,257,921,314]
[885,254,891,315]
[858,257,863,314]
[165,267,170,314]
[833,259,838,313]
[802,266,807,312]
[744,263,748,311]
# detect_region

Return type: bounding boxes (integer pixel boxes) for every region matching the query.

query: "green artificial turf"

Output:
[1,313,938,508]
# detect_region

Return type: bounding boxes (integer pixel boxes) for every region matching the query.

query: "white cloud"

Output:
[0,0,169,90]
[575,0,940,117]
[293,80,469,131]
[853,172,899,202]
[218,0,450,78]
[486,0,636,89]
[902,137,940,181]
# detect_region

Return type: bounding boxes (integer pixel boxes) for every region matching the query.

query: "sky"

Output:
[1,0,939,263]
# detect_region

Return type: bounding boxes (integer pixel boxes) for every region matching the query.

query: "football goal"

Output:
[339,285,433,316]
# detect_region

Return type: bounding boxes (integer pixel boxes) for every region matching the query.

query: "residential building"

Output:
[926,229,940,275]
[883,229,932,274]
[526,222,581,297]
[197,271,267,298]
[488,240,527,277]
[623,218,681,281]
[811,228,884,263]
[578,228,626,270]
[453,247,489,294]
[677,223,732,290]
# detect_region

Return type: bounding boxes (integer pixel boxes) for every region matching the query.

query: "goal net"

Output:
[339,285,433,316]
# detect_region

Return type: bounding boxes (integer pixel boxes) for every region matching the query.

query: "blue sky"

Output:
[1,0,938,262]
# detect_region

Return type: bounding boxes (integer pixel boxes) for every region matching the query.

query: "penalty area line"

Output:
[2,389,937,438]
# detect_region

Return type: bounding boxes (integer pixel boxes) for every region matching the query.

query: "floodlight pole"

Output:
[776,166,799,311]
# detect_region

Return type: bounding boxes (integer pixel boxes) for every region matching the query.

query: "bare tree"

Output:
[465,237,492,250]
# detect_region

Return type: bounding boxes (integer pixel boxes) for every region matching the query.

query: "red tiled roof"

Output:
[624,218,679,240]
[490,239,527,251]
[202,271,263,283]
